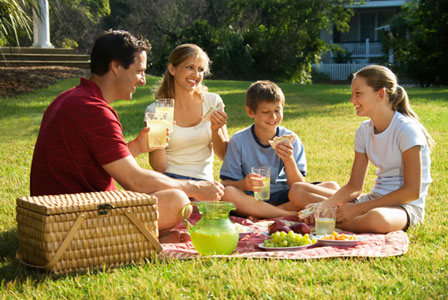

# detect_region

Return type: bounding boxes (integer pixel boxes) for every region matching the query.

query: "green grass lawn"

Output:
[0,76,447,299]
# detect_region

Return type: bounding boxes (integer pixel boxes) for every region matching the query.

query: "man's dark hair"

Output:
[90,29,151,76]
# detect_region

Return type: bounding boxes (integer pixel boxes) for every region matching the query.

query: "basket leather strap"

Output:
[16,213,86,270]
[124,209,163,253]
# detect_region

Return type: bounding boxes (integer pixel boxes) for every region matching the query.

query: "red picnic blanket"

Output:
[159,214,409,260]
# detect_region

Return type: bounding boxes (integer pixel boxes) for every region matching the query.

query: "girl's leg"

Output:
[221,186,296,219]
[284,181,340,210]
[337,207,408,233]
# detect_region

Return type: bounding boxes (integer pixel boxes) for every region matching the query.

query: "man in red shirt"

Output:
[30,30,224,242]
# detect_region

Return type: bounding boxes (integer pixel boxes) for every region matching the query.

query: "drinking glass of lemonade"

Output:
[145,112,168,149]
[251,167,270,201]
[155,98,175,132]
[314,204,337,235]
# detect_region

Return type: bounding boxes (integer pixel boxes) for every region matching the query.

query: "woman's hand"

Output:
[210,111,227,131]
[243,173,264,192]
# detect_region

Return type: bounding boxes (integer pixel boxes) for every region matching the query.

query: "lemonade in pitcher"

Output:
[191,230,239,255]
[182,201,239,256]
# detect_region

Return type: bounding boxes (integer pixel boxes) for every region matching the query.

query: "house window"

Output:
[360,12,376,41]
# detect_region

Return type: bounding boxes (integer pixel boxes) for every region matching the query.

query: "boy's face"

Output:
[246,101,283,133]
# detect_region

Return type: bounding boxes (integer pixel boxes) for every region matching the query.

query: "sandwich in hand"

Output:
[268,134,295,149]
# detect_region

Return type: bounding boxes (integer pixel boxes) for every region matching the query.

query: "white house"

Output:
[314,0,409,80]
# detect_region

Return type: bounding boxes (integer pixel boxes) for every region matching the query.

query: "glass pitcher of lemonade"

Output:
[182,201,239,255]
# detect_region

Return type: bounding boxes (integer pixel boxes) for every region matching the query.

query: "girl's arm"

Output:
[148,149,168,173]
[338,146,422,222]
[275,142,305,186]
[211,111,229,160]
[326,151,369,206]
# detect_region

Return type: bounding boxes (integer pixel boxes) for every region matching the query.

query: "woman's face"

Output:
[169,54,208,93]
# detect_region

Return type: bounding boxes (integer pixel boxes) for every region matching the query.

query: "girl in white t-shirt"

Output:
[145,44,229,181]
[305,65,434,233]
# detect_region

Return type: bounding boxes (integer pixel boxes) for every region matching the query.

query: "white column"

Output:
[32,0,54,48]
[365,38,370,59]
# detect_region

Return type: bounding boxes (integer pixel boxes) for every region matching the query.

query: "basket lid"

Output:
[16,190,157,215]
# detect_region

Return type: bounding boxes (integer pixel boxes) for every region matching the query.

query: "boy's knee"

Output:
[222,186,240,198]
[326,181,340,190]
[289,182,308,200]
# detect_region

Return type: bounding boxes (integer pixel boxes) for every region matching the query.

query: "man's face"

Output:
[115,50,147,100]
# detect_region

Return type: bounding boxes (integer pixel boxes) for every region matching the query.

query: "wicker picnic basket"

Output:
[16,190,162,274]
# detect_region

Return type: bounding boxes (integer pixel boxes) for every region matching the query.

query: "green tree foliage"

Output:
[215,0,354,82]
[103,0,354,83]
[0,0,37,46]
[384,0,448,86]
[49,0,110,51]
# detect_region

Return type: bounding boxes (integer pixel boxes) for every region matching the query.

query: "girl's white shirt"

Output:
[145,92,224,180]
[354,111,431,212]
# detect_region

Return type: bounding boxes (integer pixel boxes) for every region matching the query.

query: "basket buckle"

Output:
[97,203,115,215]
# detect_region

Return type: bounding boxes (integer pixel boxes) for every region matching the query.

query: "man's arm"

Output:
[102,155,224,201]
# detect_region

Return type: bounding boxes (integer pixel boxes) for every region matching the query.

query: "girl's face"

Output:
[350,76,382,118]
[168,54,208,93]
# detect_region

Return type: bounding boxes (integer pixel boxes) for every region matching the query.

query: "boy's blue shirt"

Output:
[220,124,306,194]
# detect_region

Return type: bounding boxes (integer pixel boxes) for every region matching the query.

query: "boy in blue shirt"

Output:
[220,80,339,218]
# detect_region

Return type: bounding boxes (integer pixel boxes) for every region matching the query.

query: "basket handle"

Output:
[16,213,86,270]
[124,209,163,253]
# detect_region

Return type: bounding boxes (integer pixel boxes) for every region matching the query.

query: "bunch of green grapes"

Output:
[263,230,317,248]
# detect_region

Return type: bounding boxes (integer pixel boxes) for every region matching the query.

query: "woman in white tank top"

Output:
[145,44,229,181]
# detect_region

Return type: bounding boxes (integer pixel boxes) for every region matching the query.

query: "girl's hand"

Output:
[336,202,361,223]
[210,111,227,131]
[275,142,294,164]
[244,173,264,192]
[300,203,318,225]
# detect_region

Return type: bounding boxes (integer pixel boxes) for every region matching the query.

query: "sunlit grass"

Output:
[0,76,447,298]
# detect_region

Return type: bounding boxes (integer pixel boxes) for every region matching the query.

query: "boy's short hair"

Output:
[90,29,151,76]
[246,80,285,112]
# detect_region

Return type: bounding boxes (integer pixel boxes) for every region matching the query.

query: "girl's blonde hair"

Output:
[155,44,210,99]
[354,65,434,148]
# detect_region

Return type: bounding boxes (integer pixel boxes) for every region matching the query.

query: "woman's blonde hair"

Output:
[155,44,210,99]
[354,65,434,148]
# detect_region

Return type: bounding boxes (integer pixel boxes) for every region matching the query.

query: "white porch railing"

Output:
[332,39,383,58]
[312,63,370,81]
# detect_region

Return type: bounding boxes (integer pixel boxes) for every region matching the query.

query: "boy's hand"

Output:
[244,173,264,192]
[210,111,227,131]
[275,142,295,164]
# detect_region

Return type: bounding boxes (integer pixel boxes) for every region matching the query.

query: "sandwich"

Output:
[268,134,295,149]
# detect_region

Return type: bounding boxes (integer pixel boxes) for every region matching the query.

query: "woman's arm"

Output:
[210,111,229,160]
[148,149,168,172]
[326,150,369,206]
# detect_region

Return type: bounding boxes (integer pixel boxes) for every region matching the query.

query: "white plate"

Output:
[316,237,362,247]
[258,242,315,251]
[239,229,254,239]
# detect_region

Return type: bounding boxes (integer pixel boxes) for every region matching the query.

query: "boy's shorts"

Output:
[355,192,424,231]
[245,189,290,206]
